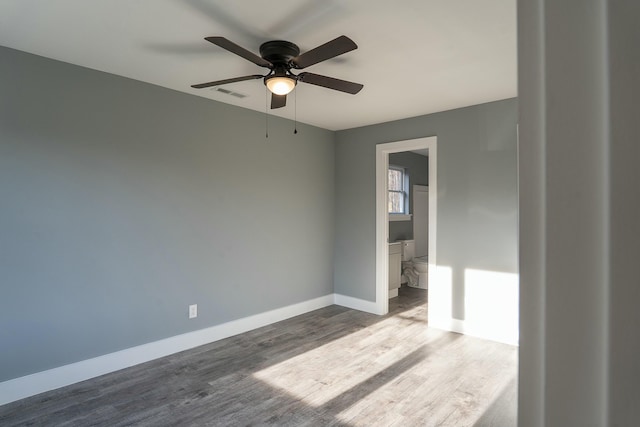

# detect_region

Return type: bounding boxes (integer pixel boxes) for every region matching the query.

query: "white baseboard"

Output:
[388,288,399,298]
[428,316,519,346]
[0,294,335,406]
[333,293,380,314]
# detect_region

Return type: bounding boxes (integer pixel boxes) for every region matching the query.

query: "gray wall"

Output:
[0,47,335,382]
[334,98,518,309]
[608,1,640,423]
[518,0,640,425]
[388,151,429,242]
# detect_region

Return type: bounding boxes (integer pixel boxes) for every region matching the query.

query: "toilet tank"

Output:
[399,240,415,261]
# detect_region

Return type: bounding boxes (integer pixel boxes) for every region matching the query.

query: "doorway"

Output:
[375,136,438,315]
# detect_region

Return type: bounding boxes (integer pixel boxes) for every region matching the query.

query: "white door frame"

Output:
[375,136,438,315]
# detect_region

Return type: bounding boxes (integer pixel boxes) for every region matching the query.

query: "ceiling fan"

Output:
[191,35,364,109]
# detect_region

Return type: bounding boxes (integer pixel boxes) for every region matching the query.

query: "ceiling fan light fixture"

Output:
[265,76,296,95]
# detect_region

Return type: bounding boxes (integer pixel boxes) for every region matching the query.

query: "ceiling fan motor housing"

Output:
[259,40,300,66]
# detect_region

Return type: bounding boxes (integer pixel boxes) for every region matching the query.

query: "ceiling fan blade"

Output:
[205,37,272,68]
[271,94,287,109]
[297,72,363,94]
[292,35,357,69]
[191,74,263,89]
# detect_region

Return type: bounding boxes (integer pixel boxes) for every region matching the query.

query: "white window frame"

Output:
[388,165,411,221]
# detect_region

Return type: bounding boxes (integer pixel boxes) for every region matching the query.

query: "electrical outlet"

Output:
[189,304,197,319]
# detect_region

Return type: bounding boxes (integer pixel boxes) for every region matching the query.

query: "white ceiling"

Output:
[0,0,517,131]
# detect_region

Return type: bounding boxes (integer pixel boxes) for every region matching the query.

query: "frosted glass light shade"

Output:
[266,76,296,95]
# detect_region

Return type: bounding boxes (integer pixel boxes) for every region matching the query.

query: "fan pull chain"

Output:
[294,89,298,135]
[265,88,269,138]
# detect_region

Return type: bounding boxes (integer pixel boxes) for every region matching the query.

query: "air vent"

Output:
[212,87,247,98]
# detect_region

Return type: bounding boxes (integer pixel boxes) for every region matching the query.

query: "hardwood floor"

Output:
[0,286,517,426]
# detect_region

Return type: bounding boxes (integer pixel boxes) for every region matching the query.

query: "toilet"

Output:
[399,240,428,289]
[412,255,429,289]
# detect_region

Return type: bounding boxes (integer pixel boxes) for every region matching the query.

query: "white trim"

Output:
[0,294,335,406]
[333,293,381,315]
[412,184,429,258]
[376,137,438,316]
[429,318,519,347]
[388,288,399,298]
[389,214,412,222]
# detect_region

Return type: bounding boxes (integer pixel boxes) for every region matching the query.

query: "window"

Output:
[388,166,408,214]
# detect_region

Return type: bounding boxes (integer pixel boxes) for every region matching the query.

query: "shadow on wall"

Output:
[430,266,519,345]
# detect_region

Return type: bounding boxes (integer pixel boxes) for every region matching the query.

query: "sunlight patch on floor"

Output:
[252,305,442,408]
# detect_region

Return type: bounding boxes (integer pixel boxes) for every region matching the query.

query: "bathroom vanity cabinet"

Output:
[388,242,401,297]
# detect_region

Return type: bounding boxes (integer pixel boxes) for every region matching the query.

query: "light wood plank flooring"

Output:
[0,286,517,426]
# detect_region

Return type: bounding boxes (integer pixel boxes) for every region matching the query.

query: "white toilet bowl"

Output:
[412,255,428,289]
[398,240,429,289]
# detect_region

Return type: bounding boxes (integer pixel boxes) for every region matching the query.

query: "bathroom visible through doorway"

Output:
[375,136,437,316]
